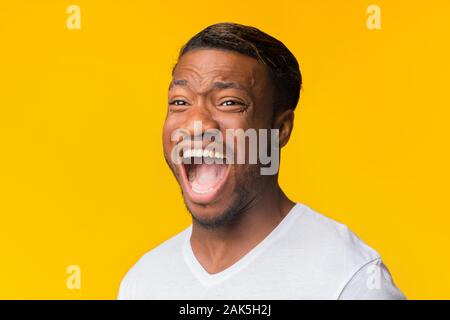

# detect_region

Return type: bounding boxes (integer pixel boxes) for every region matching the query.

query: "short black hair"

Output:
[175,22,302,112]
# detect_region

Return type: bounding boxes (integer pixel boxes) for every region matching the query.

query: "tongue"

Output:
[190,163,226,192]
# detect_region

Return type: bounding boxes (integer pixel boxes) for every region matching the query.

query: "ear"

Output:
[273,109,294,148]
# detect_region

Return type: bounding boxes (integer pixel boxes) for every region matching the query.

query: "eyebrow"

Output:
[169,79,188,88]
[169,79,247,92]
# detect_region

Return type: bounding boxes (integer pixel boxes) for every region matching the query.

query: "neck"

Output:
[190,182,295,274]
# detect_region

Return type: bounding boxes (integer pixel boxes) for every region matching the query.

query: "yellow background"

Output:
[0,0,449,299]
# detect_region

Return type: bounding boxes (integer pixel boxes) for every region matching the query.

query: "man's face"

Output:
[162,49,275,227]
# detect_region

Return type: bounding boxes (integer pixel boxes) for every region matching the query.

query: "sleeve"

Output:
[337,258,406,300]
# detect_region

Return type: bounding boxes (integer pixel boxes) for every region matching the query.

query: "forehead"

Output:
[171,49,269,90]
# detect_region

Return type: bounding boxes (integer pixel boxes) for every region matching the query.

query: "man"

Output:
[118,22,405,299]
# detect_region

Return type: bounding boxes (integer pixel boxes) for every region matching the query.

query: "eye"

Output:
[217,99,248,112]
[220,100,246,107]
[169,99,190,106]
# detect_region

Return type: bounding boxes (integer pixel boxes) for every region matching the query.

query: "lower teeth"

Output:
[192,186,213,194]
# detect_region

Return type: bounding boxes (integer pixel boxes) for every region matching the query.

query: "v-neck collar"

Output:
[182,203,305,287]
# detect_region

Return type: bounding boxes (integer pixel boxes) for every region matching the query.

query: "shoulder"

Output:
[294,203,380,262]
[292,203,404,299]
[338,258,406,299]
[134,226,190,267]
[286,203,382,295]
[117,226,190,299]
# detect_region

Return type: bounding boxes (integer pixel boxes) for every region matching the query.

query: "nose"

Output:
[181,101,220,139]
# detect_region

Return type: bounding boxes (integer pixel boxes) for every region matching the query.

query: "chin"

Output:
[182,190,237,224]
[187,198,243,229]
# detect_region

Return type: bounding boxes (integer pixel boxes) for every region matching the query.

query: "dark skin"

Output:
[163,48,295,274]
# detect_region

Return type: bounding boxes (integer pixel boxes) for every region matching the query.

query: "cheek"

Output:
[216,115,252,131]
[162,122,176,154]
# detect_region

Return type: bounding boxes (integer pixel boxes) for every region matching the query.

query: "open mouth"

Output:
[178,148,231,203]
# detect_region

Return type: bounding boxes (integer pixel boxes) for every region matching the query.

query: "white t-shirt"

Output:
[118,203,405,300]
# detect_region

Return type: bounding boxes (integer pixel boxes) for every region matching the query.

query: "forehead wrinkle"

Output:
[169,64,203,90]
[170,62,262,98]
[170,74,253,94]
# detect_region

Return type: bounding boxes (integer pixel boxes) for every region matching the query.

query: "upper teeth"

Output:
[182,148,224,159]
